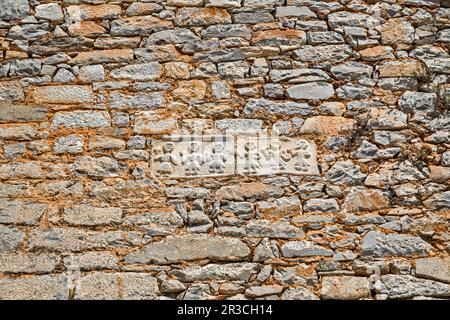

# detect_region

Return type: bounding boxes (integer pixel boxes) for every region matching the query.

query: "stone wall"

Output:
[0,0,449,300]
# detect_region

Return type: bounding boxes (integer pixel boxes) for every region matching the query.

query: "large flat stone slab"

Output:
[361,231,433,258]
[0,275,68,300]
[0,0,29,21]
[321,276,371,300]
[124,235,251,264]
[415,257,450,283]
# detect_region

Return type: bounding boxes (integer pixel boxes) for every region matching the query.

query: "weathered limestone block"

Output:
[203,24,252,40]
[270,69,331,83]
[170,263,260,282]
[0,226,24,252]
[247,220,304,239]
[325,161,367,186]
[109,92,165,109]
[276,6,316,18]
[89,136,126,151]
[74,272,159,300]
[175,8,232,26]
[300,116,355,136]
[234,9,275,24]
[252,29,306,46]
[111,16,172,36]
[147,28,200,45]
[303,198,339,213]
[32,85,93,104]
[286,82,335,100]
[124,235,251,264]
[331,61,373,81]
[415,257,450,283]
[71,156,120,178]
[0,275,68,300]
[168,0,204,6]
[0,162,64,180]
[0,200,47,225]
[133,112,177,134]
[69,49,134,66]
[281,241,334,257]
[245,285,283,298]
[0,124,37,141]
[368,109,408,130]
[398,91,436,113]
[172,80,208,101]
[380,19,415,45]
[244,98,314,117]
[35,3,63,22]
[307,31,344,45]
[217,182,283,201]
[66,4,121,21]
[282,287,320,300]
[378,59,428,79]
[321,276,371,300]
[29,37,94,55]
[0,253,60,273]
[377,275,450,299]
[62,204,122,226]
[79,65,105,83]
[63,252,118,271]
[218,60,249,79]
[29,228,125,252]
[328,12,372,28]
[206,0,241,7]
[423,58,450,74]
[424,191,450,211]
[294,45,353,66]
[68,21,106,38]
[343,187,390,212]
[0,0,29,21]
[124,208,184,236]
[359,46,395,62]
[53,135,84,154]
[126,2,163,16]
[9,59,41,77]
[110,63,162,81]
[361,231,433,258]
[258,196,302,217]
[51,111,110,130]
[7,23,50,41]
[0,81,24,102]
[0,105,47,123]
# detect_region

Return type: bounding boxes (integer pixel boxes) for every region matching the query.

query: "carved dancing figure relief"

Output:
[240,140,260,175]
[154,142,178,177]
[152,136,317,178]
[181,140,204,176]
[261,140,287,171]
[289,140,312,172]
[208,142,227,174]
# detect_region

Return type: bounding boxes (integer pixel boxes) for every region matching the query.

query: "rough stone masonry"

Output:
[0,0,449,300]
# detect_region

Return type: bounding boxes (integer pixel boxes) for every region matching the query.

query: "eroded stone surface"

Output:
[361,231,433,258]
[415,257,450,283]
[321,276,370,300]
[124,235,251,264]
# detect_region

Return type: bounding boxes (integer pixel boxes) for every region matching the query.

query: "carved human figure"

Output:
[289,140,311,172]
[181,140,204,176]
[154,142,178,177]
[208,142,227,174]
[262,139,288,172]
[241,140,260,175]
